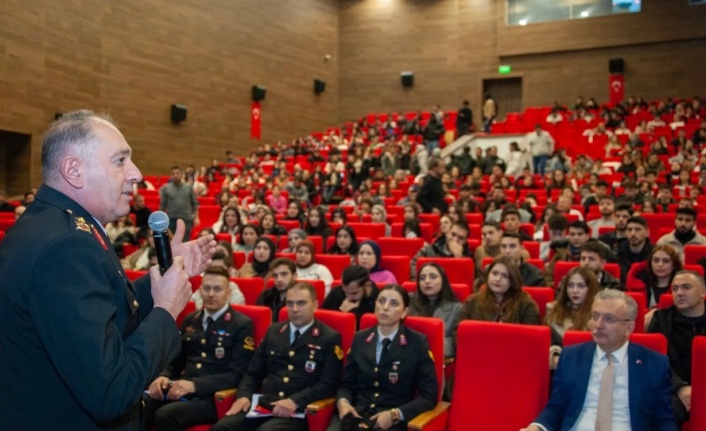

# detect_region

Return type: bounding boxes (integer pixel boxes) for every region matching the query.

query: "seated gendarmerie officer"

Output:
[143,266,255,430]
[322,265,379,329]
[212,282,343,431]
[328,285,438,431]
[257,257,296,322]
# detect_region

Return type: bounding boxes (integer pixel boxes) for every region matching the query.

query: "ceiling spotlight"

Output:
[519,19,528,26]
[580,11,589,17]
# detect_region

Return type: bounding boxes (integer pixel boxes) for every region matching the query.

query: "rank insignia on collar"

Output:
[92,226,109,250]
[399,334,407,346]
[224,312,232,322]
[312,327,320,337]
[365,332,375,344]
[279,323,289,333]
[335,345,343,361]
[74,217,91,233]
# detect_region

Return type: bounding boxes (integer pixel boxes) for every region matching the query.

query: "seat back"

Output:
[176,301,197,328]
[125,269,147,281]
[522,287,554,320]
[316,254,351,280]
[360,314,445,402]
[376,237,425,259]
[563,330,667,354]
[658,294,674,309]
[553,261,579,291]
[347,222,385,239]
[232,304,272,346]
[685,245,706,266]
[627,292,646,333]
[691,336,706,430]
[379,255,410,284]
[312,310,357,364]
[449,321,550,430]
[416,257,475,286]
[230,277,265,305]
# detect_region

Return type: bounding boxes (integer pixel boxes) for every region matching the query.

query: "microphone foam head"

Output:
[148,211,170,232]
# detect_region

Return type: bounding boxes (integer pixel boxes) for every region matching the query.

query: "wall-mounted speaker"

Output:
[252,85,267,102]
[401,71,414,88]
[170,104,187,123]
[609,58,624,74]
[314,79,326,95]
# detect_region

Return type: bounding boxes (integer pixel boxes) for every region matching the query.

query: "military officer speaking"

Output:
[212,282,344,431]
[143,266,255,430]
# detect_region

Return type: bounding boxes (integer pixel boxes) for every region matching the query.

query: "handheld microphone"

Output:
[148,211,173,275]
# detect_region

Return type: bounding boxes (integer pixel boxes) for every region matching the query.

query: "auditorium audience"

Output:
[294,239,334,294]
[322,265,378,328]
[626,244,683,309]
[237,237,276,280]
[357,240,398,286]
[233,223,260,255]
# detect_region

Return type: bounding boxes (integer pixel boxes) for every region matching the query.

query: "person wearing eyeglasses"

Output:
[521,289,677,431]
[143,266,255,430]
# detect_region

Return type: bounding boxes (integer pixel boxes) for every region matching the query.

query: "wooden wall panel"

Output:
[339,0,706,125]
[497,0,706,56]
[0,0,339,187]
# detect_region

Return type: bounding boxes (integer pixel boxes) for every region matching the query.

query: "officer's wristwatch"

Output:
[389,408,400,425]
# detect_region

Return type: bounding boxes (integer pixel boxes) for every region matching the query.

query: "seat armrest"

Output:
[214,389,238,419]
[306,397,336,413]
[407,402,450,431]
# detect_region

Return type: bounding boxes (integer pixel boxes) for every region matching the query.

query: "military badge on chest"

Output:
[388,372,398,384]
[305,360,317,373]
[215,347,225,359]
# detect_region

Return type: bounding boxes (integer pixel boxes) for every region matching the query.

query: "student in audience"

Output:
[545,221,591,286]
[409,263,462,358]
[534,205,557,242]
[213,205,243,237]
[357,240,399,286]
[305,206,332,238]
[233,223,260,255]
[502,207,532,241]
[331,207,348,225]
[403,219,423,239]
[438,215,452,237]
[578,241,622,291]
[598,202,633,252]
[457,256,541,325]
[295,239,334,294]
[500,232,545,287]
[284,201,304,227]
[403,203,420,222]
[656,207,706,260]
[327,226,359,261]
[647,270,706,426]
[322,265,378,329]
[259,210,286,236]
[280,228,305,253]
[411,221,471,280]
[371,204,392,237]
[447,202,466,224]
[256,258,296,322]
[627,244,683,309]
[618,216,653,283]
[191,250,245,308]
[329,285,438,431]
[586,196,615,238]
[238,237,276,280]
[266,185,287,215]
[546,267,600,368]
[474,221,502,276]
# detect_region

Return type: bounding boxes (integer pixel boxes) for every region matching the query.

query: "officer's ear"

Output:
[60,156,85,189]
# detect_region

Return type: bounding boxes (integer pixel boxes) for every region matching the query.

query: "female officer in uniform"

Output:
[328,285,438,431]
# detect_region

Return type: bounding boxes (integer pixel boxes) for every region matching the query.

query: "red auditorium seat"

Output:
[443,321,550,431]
[315,254,350,280]
[563,330,667,354]
[416,257,475,286]
[690,337,706,431]
[522,287,554,319]
[230,277,264,305]
[376,237,425,259]
[347,222,385,239]
[379,255,410,284]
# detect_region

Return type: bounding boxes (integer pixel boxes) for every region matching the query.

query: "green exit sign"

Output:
[498,65,512,74]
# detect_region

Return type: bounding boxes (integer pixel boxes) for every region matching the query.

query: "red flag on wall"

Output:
[251,102,261,140]
[609,74,624,106]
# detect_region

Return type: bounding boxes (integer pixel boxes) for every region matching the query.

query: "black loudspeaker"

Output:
[170,104,187,123]
[314,79,326,95]
[401,72,414,88]
[252,85,267,101]
[609,58,624,74]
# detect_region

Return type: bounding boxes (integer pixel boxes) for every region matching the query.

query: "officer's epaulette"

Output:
[365,330,375,344]
[279,322,289,333]
[66,210,91,234]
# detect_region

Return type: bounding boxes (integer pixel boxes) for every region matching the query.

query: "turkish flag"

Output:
[609,74,624,106]
[251,102,261,140]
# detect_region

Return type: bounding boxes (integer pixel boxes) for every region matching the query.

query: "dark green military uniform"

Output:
[0,185,181,430]
[329,324,438,431]
[143,307,254,430]
[211,319,343,431]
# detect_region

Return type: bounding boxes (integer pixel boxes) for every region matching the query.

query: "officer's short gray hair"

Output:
[41,110,115,182]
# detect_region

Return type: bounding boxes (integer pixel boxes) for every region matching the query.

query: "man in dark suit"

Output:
[143,266,255,430]
[212,282,343,431]
[418,157,448,215]
[0,110,216,430]
[522,289,678,431]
